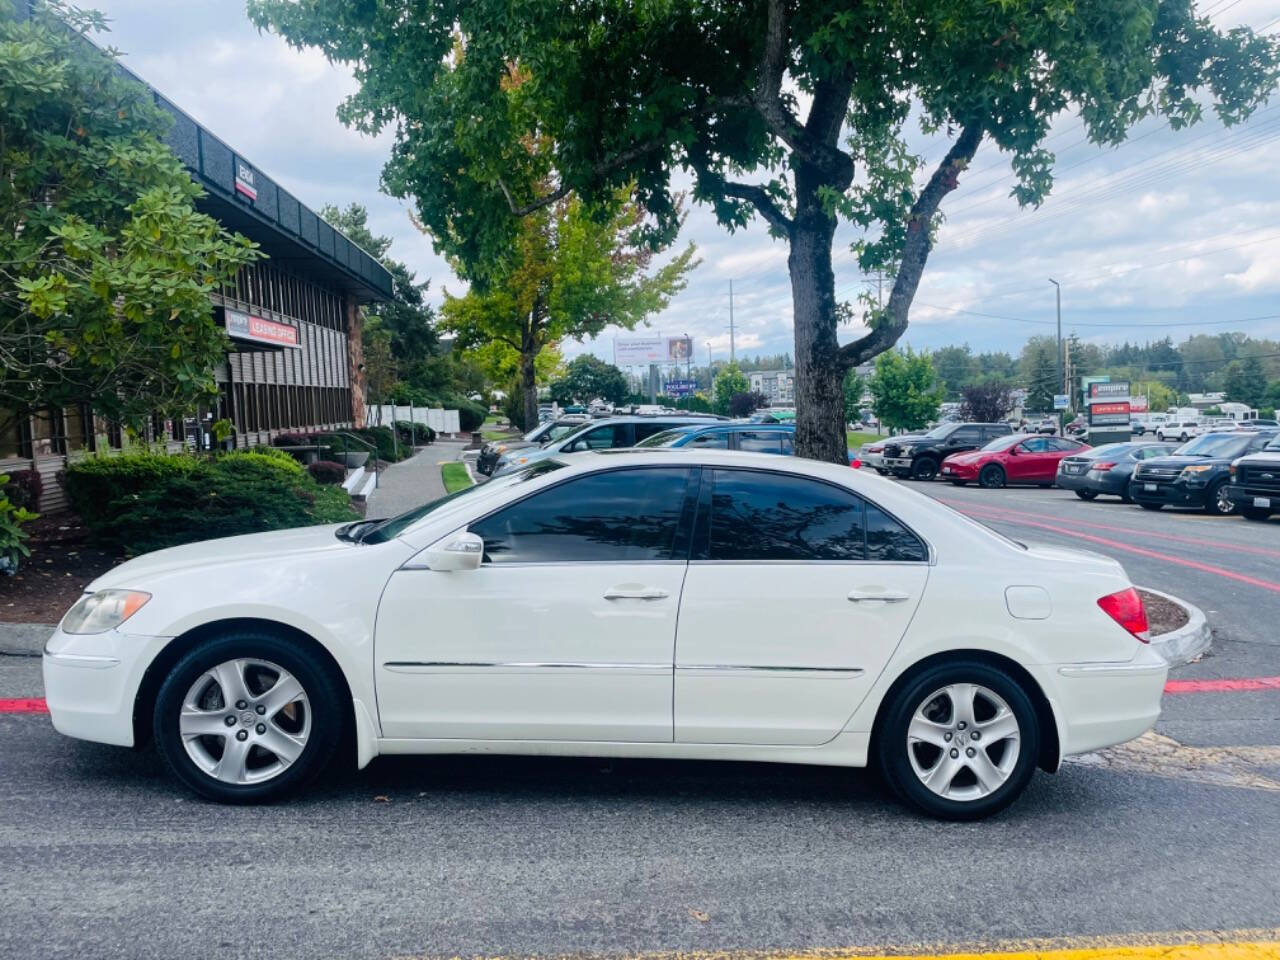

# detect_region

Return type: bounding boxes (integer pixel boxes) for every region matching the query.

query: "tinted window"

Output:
[1020,437,1051,453]
[949,427,981,445]
[866,504,928,562]
[470,467,693,564]
[1045,437,1082,452]
[687,431,730,448]
[737,430,785,454]
[707,470,864,561]
[562,424,628,452]
[633,421,676,443]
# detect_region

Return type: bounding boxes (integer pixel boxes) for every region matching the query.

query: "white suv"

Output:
[1157,419,1203,442]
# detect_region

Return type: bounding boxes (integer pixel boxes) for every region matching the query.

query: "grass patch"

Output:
[482,429,513,441]
[441,461,474,494]
[846,430,881,449]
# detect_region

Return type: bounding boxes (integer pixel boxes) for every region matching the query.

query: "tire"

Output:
[1179,433,1189,442]
[153,630,345,804]
[875,468,888,476]
[1075,489,1098,500]
[1204,479,1237,516]
[978,464,1006,489]
[912,457,939,481]
[1243,507,1272,522]
[1139,502,1162,511]
[875,659,1040,821]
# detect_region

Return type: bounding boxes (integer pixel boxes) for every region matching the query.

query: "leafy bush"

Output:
[65,453,356,554]
[307,460,346,485]
[352,425,401,462]
[271,432,319,447]
[394,420,435,445]
[3,469,43,512]
[0,475,39,573]
[450,396,486,432]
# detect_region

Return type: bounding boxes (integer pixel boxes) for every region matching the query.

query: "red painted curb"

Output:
[1164,676,1280,694]
[0,698,49,714]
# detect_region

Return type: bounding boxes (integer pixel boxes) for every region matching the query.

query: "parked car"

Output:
[941,435,1090,488]
[1156,419,1204,442]
[476,417,587,476]
[1054,442,1177,502]
[637,421,860,465]
[1036,418,1061,435]
[858,439,889,473]
[1130,414,1168,437]
[44,449,1166,819]
[1236,418,1279,431]
[882,422,1014,480]
[1130,429,1279,514]
[491,415,713,475]
[1226,432,1280,520]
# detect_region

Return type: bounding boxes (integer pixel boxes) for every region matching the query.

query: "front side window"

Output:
[471,467,694,564]
[562,424,628,452]
[1019,437,1051,453]
[633,421,677,443]
[687,431,730,448]
[701,469,926,563]
[949,427,981,446]
[736,430,785,454]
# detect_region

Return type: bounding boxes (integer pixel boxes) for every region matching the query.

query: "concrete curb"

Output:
[1140,587,1212,666]
[0,622,56,658]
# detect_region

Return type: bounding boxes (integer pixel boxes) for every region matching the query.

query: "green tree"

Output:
[1224,354,1268,408]
[933,345,977,399]
[842,369,866,425]
[712,364,750,416]
[1,1,261,428]
[1026,352,1057,414]
[440,189,696,426]
[869,349,943,432]
[550,355,629,406]
[251,0,1279,465]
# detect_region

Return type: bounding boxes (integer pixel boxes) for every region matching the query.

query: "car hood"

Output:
[88,523,354,591]
[944,451,987,465]
[1238,451,1280,465]
[1142,454,1232,469]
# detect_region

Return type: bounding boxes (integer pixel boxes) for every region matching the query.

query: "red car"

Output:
[941,434,1090,488]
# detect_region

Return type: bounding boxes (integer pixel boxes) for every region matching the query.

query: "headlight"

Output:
[1180,465,1213,478]
[61,589,151,635]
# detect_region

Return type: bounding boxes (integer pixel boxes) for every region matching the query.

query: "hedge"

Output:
[307,460,346,485]
[394,420,436,445]
[2,469,43,513]
[63,451,356,554]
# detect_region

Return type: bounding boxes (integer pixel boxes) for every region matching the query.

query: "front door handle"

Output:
[604,585,670,601]
[848,589,911,603]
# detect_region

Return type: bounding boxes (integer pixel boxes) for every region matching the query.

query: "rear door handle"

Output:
[848,589,911,603]
[604,586,670,601]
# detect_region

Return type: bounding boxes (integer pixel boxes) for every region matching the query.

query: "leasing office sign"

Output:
[224,308,299,348]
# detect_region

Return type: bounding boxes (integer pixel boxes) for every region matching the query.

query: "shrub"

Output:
[62,453,198,520]
[69,453,357,554]
[0,475,39,573]
[271,432,319,447]
[450,396,486,432]
[394,420,435,445]
[223,447,305,474]
[351,425,401,462]
[307,460,346,485]
[3,469,43,512]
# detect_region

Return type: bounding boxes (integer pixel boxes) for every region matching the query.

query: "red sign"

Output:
[1091,402,1131,416]
[225,308,299,348]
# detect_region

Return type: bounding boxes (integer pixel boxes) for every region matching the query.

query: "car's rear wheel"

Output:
[153,631,343,804]
[912,457,939,481]
[876,661,1039,820]
[1205,479,1236,516]
[978,464,1006,489]
[1075,489,1098,500]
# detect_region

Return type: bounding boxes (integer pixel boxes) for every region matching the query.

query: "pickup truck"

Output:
[881,421,1014,480]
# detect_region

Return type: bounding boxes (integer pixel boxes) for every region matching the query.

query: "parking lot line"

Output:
[0,698,48,713]
[953,505,1280,593]
[1166,676,1280,693]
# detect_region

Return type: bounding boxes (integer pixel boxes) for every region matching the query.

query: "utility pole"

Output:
[728,280,736,363]
[1048,278,1063,402]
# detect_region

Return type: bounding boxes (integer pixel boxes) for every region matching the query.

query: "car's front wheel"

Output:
[876,661,1039,820]
[978,464,1006,489]
[912,457,939,481]
[153,631,344,804]
[1205,479,1236,516]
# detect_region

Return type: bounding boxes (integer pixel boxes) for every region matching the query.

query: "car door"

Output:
[559,423,631,452]
[673,467,929,746]
[375,465,698,742]
[1007,436,1051,481]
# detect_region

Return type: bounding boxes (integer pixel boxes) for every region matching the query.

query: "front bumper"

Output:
[1128,476,1210,508]
[883,456,914,473]
[42,627,171,747]
[939,463,977,481]
[1226,484,1279,512]
[1032,644,1168,758]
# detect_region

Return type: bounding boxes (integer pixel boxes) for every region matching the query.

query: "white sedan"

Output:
[43,449,1166,819]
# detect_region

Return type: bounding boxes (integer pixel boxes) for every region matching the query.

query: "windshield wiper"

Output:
[335,519,383,543]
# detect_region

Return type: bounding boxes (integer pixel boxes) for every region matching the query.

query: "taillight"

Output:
[1097,587,1149,642]
[850,458,862,469]
[1089,461,1116,471]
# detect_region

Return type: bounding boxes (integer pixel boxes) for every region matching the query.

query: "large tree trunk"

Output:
[790,173,847,465]
[519,350,538,430]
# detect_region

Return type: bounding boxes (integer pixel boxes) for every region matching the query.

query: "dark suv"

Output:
[882,422,1013,480]
[1226,432,1280,521]
[1129,429,1278,515]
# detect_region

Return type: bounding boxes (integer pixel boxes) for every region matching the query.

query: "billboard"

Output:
[615,335,693,366]
[666,379,698,397]
[1089,401,1132,427]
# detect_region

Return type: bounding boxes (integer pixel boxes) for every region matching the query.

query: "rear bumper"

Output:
[1033,646,1168,757]
[1056,470,1127,495]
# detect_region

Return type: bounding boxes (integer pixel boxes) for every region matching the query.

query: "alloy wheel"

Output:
[1212,482,1234,515]
[906,683,1021,802]
[179,658,311,785]
[979,465,1004,489]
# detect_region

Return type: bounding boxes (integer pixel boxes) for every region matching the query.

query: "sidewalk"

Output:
[364,439,468,518]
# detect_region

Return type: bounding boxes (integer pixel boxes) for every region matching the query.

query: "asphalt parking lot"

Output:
[2,476,1279,959]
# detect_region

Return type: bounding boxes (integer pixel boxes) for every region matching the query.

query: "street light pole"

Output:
[1048,277,1062,408]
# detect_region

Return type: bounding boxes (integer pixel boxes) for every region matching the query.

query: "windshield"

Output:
[1266,436,1280,451]
[1174,433,1253,459]
[636,427,697,447]
[360,460,566,544]
[920,424,953,439]
[982,434,1024,452]
[1086,443,1134,458]
[541,423,581,444]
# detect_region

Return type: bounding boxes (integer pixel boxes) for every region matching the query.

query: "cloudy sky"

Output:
[90,0,1280,367]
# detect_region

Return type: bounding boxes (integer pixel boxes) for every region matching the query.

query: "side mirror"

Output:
[421,531,484,572]
[1009,445,1022,456]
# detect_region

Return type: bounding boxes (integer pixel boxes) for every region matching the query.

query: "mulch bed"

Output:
[1,516,122,624]
[1138,588,1189,637]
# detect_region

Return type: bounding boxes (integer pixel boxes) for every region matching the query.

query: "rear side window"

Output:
[687,431,730,449]
[949,427,981,445]
[633,422,675,443]
[470,467,694,563]
[700,469,926,562]
[736,430,786,454]
[562,424,628,452]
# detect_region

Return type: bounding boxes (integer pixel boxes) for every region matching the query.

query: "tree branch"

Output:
[839,121,984,367]
[688,151,794,234]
